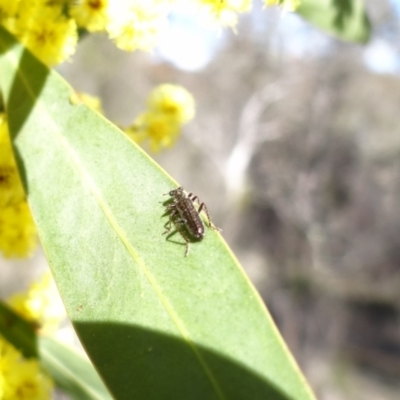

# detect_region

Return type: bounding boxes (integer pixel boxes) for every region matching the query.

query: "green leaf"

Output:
[39,337,113,400]
[0,300,37,358]
[0,301,112,400]
[297,0,371,43]
[0,26,315,400]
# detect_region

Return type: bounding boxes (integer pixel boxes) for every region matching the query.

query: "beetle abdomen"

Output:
[176,198,205,239]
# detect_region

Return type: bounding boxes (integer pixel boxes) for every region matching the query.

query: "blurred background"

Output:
[2,0,400,398]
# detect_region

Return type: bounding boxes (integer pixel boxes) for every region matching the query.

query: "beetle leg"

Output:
[163,209,178,235]
[188,193,199,203]
[190,194,222,233]
[198,202,222,232]
[170,218,191,256]
[175,224,190,256]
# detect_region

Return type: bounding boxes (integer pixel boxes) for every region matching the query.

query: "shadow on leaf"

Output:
[75,321,294,400]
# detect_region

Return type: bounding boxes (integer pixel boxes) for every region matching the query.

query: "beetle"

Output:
[162,187,220,256]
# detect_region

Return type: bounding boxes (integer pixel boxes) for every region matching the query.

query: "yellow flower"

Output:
[191,0,252,27]
[0,336,54,400]
[147,84,195,124]
[0,201,37,258]
[69,91,104,114]
[127,112,181,152]
[0,115,37,258]
[15,3,78,66]
[70,0,109,32]
[126,84,195,152]
[0,0,19,21]
[7,272,65,334]
[107,0,169,51]
[0,115,25,207]
[265,0,300,11]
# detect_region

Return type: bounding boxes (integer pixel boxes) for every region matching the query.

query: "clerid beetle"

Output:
[163,187,221,256]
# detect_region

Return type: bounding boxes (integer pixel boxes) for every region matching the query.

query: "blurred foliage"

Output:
[297,0,371,43]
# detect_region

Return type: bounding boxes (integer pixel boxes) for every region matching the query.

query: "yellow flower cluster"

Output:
[0,337,53,400]
[0,0,78,66]
[0,272,63,398]
[0,272,60,399]
[107,0,170,51]
[125,84,195,152]
[0,0,169,62]
[0,0,297,62]
[0,115,37,259]
[7,271,65,334]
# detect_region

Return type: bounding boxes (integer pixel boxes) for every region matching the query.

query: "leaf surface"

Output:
[0,27,315,400]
